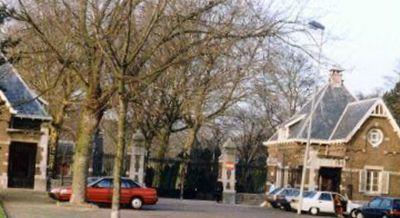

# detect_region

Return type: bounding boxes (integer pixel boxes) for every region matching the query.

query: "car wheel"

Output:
[309,207,319,216]
[271,202,279,208]
[131,197,143,209]
[356,212,364,218]
[350,209,358,218]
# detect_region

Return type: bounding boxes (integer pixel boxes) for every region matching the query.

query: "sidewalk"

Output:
[0,189,104,218]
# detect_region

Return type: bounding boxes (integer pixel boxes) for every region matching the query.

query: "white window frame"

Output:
[361,166,387,195]
[365,169,381,194]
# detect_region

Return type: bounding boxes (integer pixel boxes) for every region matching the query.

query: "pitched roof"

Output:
[285,84,356,140]
[0,62,51,120]
[264,80,397,144]
[330,98,378,140]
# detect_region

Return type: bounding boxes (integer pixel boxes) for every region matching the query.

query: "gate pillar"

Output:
[129,130,145,184]
[218,138,237,204]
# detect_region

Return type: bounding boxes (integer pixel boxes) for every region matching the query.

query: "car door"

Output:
[378,198,392,218]
[87,178,112,203]
[363,198,382,218]
[120,179,135,204]
[317,193,334,213]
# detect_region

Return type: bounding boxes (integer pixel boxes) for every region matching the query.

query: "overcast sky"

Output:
[304,0,400,95]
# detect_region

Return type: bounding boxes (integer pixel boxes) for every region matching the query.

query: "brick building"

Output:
[265,69,400,200]
[0,61,51,191]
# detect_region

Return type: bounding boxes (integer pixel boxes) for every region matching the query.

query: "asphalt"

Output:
[0,189,328,218]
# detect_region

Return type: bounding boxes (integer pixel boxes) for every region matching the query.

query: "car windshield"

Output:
[393,200,400,209]
[287,189,299,196]
[303,191,317,198]
[87,177,100,184]
[270,188,282,195]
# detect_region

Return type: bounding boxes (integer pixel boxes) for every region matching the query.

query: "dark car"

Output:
[266,187,283,208]
[356,197,400,218]
[267,188,299,209]
[275,188,300,210]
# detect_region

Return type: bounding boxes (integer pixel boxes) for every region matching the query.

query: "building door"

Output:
[319,167,342,192]
[8,142,37,188]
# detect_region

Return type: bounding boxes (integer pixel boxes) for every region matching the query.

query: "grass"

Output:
[0,201,6,218]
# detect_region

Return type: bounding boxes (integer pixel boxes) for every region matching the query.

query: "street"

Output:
[0,189,329,218]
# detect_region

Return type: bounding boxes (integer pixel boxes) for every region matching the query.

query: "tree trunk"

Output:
[178,126,199,200]
[153,128,170,187]
[69,104,102,204]
[111,79,128,218]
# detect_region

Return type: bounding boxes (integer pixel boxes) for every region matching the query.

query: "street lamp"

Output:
[297,20,325,215]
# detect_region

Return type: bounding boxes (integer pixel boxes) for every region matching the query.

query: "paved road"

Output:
[0,189,328,218]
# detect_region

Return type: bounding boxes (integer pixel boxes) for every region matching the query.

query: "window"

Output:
[270,188,282,195]
[95,179,112,188]
[10,117,42,131]
[369,198,382,208]
[368,128,383,148]
[304,191,317,198]
[393,200,400,210]
[319,193,332,201]
[366,170,380,193]
[380,198,392,209]
[360,169,390,195]
[122,179,140,188]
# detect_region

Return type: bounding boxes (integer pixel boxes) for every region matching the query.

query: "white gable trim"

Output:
[263,138,345,146]
[0,90,17,114]
[344,99,400,142]
[284,114,306,128]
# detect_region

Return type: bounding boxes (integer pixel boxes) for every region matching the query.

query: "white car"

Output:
[290,191,362,217]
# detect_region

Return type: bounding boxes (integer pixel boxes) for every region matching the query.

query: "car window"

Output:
[121,180,131,188]
[280,189,289,195]
[270,188,282,195]
[304,191,317,198]
[393,200,400,209]
[288,189,299,196]
[291,190,300,196]
[369,198,382,208]
[95,179,112,188]
[319,193,332,201]
[121,179,140,188]
[380,198,392,209]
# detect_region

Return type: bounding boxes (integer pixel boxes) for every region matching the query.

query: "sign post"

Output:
[218,138,237,204]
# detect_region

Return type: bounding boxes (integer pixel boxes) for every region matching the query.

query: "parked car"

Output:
[266,188,298,208]
[355,197,400,218]
[276,189,316,211]
[275,188,300,210]
[290,191,362,217]
[266,187,283,208]
[49,177,158,209]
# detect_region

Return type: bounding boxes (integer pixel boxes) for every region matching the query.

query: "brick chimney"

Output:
[329,67,344,87]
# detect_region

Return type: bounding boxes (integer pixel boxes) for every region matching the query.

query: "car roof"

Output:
[374,196,400,200]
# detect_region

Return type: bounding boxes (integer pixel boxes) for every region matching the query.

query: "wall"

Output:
[235,193,265,206]
[344,116,400,201]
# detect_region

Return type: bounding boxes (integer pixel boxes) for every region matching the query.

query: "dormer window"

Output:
[372,104,386,116]
[278,127,289,140]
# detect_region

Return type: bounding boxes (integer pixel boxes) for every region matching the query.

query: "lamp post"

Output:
[297,20,325,215]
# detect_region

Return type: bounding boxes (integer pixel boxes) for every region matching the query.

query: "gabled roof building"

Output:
[0,61,51,191]
[265,69,400,200]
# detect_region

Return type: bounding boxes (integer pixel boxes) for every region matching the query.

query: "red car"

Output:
[49,177,157,209]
